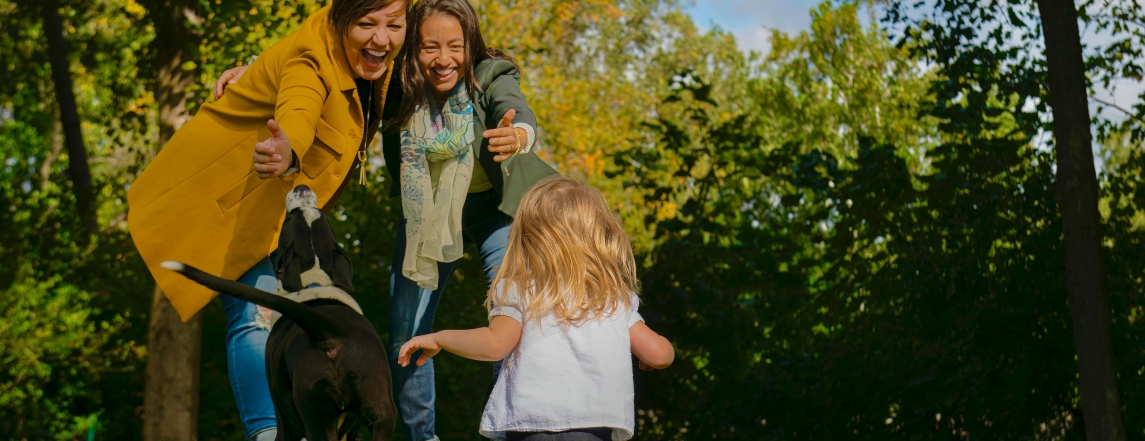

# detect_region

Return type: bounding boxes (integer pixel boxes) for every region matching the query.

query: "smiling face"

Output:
[341,1,407,80]
[417,13,466,102]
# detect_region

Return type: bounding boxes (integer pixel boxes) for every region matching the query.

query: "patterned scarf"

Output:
[399,85,476,290]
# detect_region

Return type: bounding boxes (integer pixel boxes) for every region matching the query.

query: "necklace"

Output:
[357,81,373,185]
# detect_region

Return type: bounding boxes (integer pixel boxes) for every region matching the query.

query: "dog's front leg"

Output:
[366,416,396,441]
[299,416,340,441]
[297,400,342,441]
[355,381,396,441]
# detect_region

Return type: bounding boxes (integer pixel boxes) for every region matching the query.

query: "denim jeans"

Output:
[388,190,512,441]
[219,255,278,441]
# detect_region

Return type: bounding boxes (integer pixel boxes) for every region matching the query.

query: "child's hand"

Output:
[639,360,656,371]
[398,334,441,367]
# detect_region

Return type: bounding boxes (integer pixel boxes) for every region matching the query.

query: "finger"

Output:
[253,162,278,174]
[398,343,413,366]
[493,153,511,163]
[487,136,517,147]
[416,352,432,367]
[218,70,237,97]
[267,119,284,139]
[254,142,277,156]
[252,152,275,164]
[482,127,515,139]
[257,172,276,180]
[497,109,516,128]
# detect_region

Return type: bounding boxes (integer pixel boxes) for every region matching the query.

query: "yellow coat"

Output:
[128,6,389,321]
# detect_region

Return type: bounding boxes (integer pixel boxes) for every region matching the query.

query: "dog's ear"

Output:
[330,247,354,292]
[275,209,314,292]
[311,212,353,291]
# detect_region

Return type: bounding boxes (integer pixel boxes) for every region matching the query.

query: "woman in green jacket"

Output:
[382,1,556,439]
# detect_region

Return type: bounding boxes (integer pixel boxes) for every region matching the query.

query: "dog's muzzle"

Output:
[286,184,318,212]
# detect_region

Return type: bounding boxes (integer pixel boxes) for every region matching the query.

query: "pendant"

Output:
[358,150,367,185]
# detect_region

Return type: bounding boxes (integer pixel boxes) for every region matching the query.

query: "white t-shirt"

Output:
[480,282,643,440]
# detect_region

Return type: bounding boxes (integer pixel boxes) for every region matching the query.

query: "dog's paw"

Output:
[160,261,185,272]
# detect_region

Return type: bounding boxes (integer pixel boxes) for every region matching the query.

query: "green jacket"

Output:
[380,58,558,216]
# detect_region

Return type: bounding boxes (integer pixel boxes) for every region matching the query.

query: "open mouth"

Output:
[361,48,387,68]
[431,66,457,82]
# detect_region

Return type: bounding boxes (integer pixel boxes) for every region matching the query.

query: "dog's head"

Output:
[275,185,353,293]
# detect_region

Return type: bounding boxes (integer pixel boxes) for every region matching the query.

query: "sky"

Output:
[683,0,1145,127]
[683,0,823,56]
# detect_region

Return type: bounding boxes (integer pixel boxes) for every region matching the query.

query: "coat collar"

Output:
[323,14,362,93]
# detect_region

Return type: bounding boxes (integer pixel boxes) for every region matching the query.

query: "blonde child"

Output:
[398,176,674,440]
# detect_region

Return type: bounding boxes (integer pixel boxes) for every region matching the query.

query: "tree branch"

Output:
[1089,95,1145,125]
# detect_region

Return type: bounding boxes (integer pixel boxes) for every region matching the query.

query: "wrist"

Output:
[513,128,526,153]
[427,331,445,349]
[511,123,535,153]
[281,153,300,178]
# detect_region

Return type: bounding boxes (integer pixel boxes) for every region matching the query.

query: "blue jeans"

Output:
[219,255,278,441]
[388,190,512,441]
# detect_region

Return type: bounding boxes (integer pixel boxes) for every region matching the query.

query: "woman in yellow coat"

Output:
[127,0,407,439]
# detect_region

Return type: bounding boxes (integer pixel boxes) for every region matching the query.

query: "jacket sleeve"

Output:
[274,51,328,161]
[481,59,538,132]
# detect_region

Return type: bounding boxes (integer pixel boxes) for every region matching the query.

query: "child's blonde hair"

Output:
[487,176,640,325]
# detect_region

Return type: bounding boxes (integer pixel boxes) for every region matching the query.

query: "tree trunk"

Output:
[41,103,64,189]
[40,0,97,234]
[142,3,204,440]
[143,286,203,441]
[1035,1,1126,439]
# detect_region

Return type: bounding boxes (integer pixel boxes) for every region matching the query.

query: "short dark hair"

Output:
[386,0,517,131]
[329,0,404,37]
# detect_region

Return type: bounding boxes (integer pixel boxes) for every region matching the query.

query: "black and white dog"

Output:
[162,185,395,441]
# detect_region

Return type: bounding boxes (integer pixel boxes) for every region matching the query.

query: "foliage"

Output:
[618,1,1130,438]
[1,0,156,439]
[7,0,1145,439]
[0,276,137,439]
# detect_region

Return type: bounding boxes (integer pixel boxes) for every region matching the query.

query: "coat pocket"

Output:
[301,143,338,179]
[216,170,268,213]
[314,118,349,154]
[302,119,349,179]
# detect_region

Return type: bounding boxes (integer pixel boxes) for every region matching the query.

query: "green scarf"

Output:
[399,85,476,290]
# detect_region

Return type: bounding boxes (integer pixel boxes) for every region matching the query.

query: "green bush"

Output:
[0,275,137,439]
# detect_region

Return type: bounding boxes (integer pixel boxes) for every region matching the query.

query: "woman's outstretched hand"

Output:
[398,334,442,367]
[483,109,526,162]
[252,119,293,179]
[214,64,250,100]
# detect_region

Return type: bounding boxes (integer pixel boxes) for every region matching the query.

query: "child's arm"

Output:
[397,316,523,367]
[630,321,674,370]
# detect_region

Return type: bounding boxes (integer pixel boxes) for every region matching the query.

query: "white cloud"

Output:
[685,0,821,56]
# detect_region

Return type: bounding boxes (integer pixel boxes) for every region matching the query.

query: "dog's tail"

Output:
[161,261,341,341]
